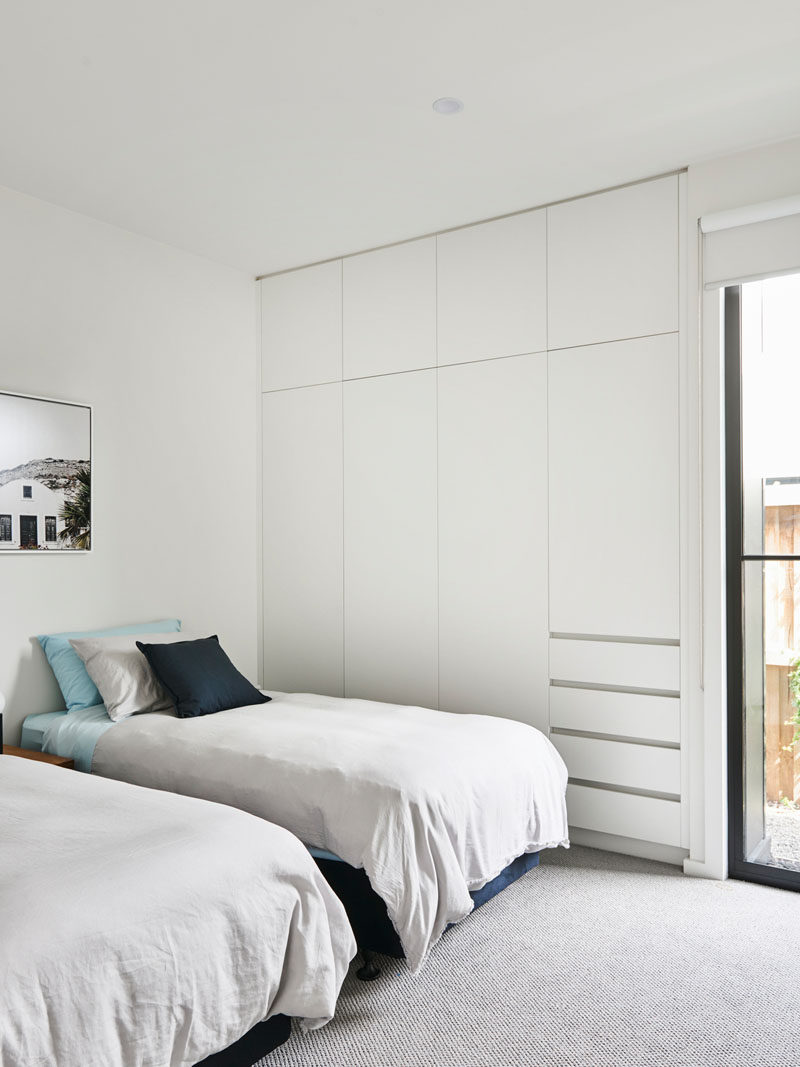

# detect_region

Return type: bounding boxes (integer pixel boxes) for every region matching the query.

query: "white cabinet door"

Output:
[261,261,342,391]
[438,354,549,731]
[547,176,679,350]
[343,237,436,379]
[437,210,547,366]
[343,370,437,707]
[548,334,679,640]
[262,385,343,695]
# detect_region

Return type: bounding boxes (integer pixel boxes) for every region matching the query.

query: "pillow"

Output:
[69,633,195,722]
[37,619,181,711]
[135,635,270,719]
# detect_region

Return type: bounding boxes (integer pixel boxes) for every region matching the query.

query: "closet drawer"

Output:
[550,686,680,745]
[553,735,680,796]
[549,638,679,692]
[567,783,681,847]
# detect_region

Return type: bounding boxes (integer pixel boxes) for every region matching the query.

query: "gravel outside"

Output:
[765,801,800,871]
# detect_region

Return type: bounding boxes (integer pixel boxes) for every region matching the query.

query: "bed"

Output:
[0,754,356,1067]
[24,690,569,975]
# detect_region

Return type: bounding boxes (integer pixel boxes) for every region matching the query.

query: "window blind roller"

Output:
[701,194,800,289]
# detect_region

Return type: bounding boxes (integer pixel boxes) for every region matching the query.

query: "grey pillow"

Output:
[68,633,195,721]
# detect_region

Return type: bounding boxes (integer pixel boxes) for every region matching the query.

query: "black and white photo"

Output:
[0,391,91,552]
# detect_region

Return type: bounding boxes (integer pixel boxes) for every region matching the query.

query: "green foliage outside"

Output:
[59,466,91,550]
[789,654,800,739]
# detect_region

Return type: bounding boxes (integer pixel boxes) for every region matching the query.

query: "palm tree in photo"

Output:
[59,466,91,550]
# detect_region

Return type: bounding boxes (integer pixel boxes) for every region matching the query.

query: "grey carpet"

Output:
[257,845,800,1067]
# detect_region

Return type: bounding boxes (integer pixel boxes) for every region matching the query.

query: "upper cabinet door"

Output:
[343,238,436,379]
[548,333,680,640]
[261,260,342,392]
[547,176,679,351]
[437,210,547,366]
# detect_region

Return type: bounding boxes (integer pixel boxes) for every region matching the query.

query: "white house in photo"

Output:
[0,477,67,550]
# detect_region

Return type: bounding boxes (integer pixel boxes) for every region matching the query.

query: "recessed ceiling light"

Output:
[432,97,464,115]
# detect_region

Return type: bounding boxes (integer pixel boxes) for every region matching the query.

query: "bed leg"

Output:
[356,948,381,982]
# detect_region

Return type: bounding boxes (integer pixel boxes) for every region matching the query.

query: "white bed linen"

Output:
[0,757,355,1067]
[92,692,569,971]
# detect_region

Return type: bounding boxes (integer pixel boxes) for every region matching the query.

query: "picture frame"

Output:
[0,390,92,553]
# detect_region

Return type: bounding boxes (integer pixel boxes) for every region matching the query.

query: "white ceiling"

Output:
[2,1,800,275]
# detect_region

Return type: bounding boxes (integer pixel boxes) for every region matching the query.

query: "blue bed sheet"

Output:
[22,706,116,773]
[20,711,68,752]
[22,708,343,859]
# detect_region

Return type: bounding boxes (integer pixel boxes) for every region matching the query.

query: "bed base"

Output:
[314,850,540,980]
[194,1013,291,1066]
[357,948,382,982]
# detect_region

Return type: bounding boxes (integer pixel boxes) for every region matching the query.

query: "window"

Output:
[726,272,800,891]
[0,515,11,541]
[45,516,57,542]
[22,485,32,499]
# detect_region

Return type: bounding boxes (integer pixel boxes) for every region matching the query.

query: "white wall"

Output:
[0,184,259,742]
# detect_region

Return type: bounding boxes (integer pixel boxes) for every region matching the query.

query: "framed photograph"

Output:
[0,391,92,552]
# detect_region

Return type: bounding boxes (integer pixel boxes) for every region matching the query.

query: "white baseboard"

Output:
[568,825,689,866]
[683,857,726,880]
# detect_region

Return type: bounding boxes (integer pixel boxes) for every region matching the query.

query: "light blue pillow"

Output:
[38,619,181,711]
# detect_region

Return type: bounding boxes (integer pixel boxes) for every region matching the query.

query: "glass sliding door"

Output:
[727,271,800,888]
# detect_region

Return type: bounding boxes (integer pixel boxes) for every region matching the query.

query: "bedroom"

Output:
[1,2,800,1065]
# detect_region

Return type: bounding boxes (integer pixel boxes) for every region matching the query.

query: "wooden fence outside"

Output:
[765,503,800,803]
[766,664,800,803]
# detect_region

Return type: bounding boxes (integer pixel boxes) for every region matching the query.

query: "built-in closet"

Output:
[259,172,685,861]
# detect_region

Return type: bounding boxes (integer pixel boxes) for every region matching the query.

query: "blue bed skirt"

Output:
[470,849,540,908]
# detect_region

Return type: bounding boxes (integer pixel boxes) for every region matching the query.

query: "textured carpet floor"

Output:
[256,845,800,1067]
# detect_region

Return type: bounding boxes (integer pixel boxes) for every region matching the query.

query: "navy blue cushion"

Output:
[135,635,270,719]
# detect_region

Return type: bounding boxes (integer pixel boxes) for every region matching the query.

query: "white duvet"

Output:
[92,692,569,972]
[0,756,355,1067]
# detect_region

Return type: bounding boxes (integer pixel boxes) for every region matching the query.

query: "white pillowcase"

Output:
[68,633,194,722]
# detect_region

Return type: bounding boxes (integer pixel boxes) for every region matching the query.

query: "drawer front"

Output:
[550,686,680,745]
[553,734,680,796]
[567,783,681,847]
[549,638,679,692]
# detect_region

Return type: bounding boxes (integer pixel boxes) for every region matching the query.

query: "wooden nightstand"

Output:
[2,745,75,770]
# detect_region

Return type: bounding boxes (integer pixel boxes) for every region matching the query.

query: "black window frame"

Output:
[725,283,800,892]
[45,515,57,542]
[0,514,11,541]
